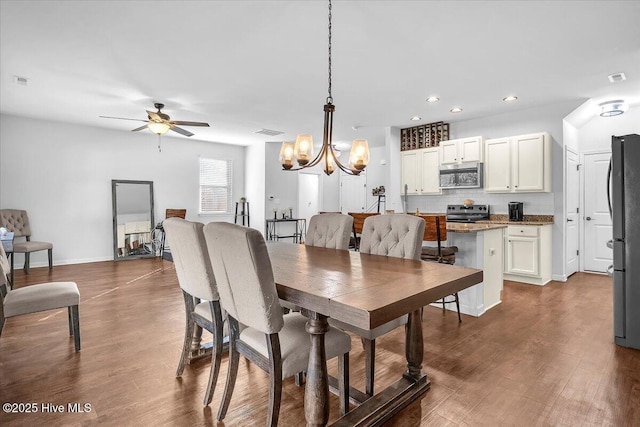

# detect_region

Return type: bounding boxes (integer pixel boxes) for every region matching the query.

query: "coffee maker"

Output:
[508,202,524,221]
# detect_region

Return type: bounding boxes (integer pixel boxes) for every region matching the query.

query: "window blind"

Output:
[199,157,233,214]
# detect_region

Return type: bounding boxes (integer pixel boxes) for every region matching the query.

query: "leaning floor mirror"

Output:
[112,180,155,260]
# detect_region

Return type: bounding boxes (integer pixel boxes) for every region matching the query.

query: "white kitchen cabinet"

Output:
[504,224,552,285]
[485,132,551,193]
[439,136,484,166]
[401,147,441,195]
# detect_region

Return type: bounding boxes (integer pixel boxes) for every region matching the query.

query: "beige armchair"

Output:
[163,217,224,406]
[0,244,80,352]
[203,222,351,425]
[332,214,425,396]
[0,209,53,273]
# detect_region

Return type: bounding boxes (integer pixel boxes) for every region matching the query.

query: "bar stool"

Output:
[418,214,461,323]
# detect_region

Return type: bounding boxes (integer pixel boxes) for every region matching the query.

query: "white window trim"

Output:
[198,156,233,215]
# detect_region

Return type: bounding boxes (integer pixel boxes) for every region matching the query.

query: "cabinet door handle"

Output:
[567,218,574,222]
[586,216,592,221]
[507,185,510,188]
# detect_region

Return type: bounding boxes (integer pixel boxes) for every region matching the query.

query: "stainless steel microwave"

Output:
[439,163,483,189]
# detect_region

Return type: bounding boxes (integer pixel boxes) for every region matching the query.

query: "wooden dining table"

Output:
[267,242,483,426]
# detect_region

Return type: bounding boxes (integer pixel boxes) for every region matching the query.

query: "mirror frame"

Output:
[112,179,155,261]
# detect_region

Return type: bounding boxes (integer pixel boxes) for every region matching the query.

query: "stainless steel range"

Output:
[446,204,490,223]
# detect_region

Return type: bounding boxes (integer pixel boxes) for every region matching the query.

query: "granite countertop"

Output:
[477,214,554,226]
[446,222,508,233]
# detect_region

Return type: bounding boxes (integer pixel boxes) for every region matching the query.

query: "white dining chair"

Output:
[163,217,225,406]
[203,222,352,425]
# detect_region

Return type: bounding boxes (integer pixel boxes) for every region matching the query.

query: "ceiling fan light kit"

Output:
[280,0,369,176]
[148,121,170,135]
[99,102,210,151]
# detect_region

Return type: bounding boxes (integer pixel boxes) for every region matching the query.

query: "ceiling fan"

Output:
[100,103,209,137]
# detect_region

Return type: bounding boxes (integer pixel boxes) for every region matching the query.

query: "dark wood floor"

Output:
[1,259,638,426]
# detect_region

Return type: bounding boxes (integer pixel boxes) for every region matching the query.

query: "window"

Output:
[199,157,233,214]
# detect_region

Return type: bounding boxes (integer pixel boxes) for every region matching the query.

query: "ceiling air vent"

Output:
[13,75,28,86]
[255,128,284,136]
[608,72,626,83]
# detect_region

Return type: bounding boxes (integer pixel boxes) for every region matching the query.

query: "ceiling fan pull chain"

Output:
[158,134,162,153]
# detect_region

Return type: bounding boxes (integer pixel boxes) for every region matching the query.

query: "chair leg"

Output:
[68,307,73,336]
[48,249,53,270]
[203,301,224,406]
[217,318,240,422]
[294,371,305,387]
[0,316,5,337]
[338,352,350,415]
[266,333,283,427]
[176,291,195,377]
[454,293,462,323]
[24,253,30,273]
[71,305,80,352]
[364,338,375,397]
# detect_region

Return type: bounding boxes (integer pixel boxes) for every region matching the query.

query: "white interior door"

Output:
[566,148,579,277]
[582,152,612,272]
[298,172,319,225]
[340,173,366,213]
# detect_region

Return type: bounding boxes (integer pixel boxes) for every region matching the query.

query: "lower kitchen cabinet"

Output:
[504,224,552,285]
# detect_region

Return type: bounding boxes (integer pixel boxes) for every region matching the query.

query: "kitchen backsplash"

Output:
[404,188,554,215]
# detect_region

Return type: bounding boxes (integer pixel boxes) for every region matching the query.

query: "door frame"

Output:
[297,171,321,224]
[579,149,611,273]
[564,146,580,278]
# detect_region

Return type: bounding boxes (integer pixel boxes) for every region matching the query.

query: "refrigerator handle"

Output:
[607,157,613,220]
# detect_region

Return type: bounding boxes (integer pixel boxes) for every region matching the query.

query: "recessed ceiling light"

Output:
[502,95,518,102]
[410,116,421,121]
[598,100,629,117]
[450,107,463,113]
[426,96,440,103]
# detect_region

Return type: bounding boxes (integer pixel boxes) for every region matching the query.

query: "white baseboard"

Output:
[552,274,568,282]
[12,256,113,269]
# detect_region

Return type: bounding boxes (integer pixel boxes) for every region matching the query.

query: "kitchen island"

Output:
[440,222,506,317]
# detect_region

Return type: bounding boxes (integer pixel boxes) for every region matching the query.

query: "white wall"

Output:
[245,141,266,232]
[0,114,245,266]
[577,108,640,152]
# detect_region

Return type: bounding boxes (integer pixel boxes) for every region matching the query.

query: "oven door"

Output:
[439,163,483,189]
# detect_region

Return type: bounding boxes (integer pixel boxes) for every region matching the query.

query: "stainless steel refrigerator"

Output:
[608,133,640,350]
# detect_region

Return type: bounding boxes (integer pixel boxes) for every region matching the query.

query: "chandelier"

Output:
[279,0,369,176]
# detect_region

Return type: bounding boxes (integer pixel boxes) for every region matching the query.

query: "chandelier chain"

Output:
[327,0,333,104]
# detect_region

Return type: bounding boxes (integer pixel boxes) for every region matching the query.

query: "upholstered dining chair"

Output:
[203,222,351,425]
[418,214,461,323]
[163,217,224,406]
[0,244,80,351]
[332,214,425,397]
[0,209,53,273]
[305,213,354,250]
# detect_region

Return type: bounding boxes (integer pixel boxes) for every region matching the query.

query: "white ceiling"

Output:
[1,1,639,148]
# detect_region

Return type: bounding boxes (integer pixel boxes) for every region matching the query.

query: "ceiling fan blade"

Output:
[146,110,162,121]
[170,120,210,127]
[131,124,149,132]
[169,124,194,137]
[99,115,147,122]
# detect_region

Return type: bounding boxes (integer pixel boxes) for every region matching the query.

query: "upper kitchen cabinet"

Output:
[439,136,485,166]
[485,132,551,193]
[401,147,441,195]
